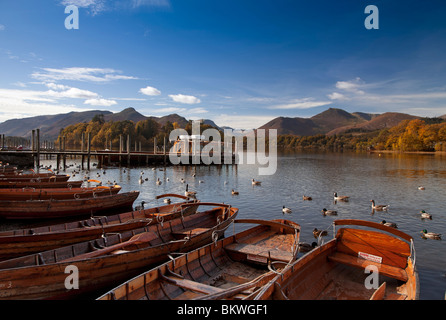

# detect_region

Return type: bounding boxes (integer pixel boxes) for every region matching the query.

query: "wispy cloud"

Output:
[327,77,446,116]
[31,67,137,82]
[151,107,186,114]
[60,0,107,15]
[168,94,201,104]
[132,0,170,8]
[0,24,5,31]
[269,98,332,110]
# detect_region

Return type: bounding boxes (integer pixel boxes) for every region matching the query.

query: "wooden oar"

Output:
[61,231,158,263]
[195,271,278,300]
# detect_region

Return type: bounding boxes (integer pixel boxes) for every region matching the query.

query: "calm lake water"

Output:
[5,150,446,300]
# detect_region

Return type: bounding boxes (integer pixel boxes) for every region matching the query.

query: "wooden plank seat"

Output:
[224,243,294,263]
[171,227,210,238]
[328,252,408,282]
[160,274,224,295]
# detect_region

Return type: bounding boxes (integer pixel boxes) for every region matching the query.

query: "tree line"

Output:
[276,118,446,152]
[55,115,446,153]
[56,114,217,150]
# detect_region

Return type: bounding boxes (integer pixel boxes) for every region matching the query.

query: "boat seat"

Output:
[171,227,209,238]
[160,274,224,295]
[328,252,408,282]
[370,282,386,300]
[225,243,293,264]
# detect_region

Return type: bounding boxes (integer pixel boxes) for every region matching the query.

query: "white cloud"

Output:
[61,0,106,15]
[0,24,5,31]
[45,82,70,91]
[188,107,208,114]
[84,98,117,106]
[31,67,137,82]
[48,88,98,99]
[327,92,349,101]
[335,78,365,95]
[139,86,161,96]
[168,94,201,104]
[269,98,332,110]
[212,114,275,130]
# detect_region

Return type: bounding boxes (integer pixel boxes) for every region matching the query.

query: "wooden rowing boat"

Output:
[252,219,419,300]
[0,172,55,178]
[0,194,199,260]
[0,190,140,219]
[0,185,122,201]
[0,174,70,182]
[0,203,238,299]
[0,180,83,189]
[97,218,301,300]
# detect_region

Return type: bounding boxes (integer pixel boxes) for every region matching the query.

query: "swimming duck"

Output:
[418,186,425,190]
[313,228,328,238]
[420,210,432,219]
[138,176,144,184]
[333,192,349,201]
[156,178,162,185]
[135,201,145,211]
[321,208,337,216]
[282,206,292,214]
[420,229,441,240]
[163,198,171,204]
[298,242,317,253]
[180,178,185,183]
[303,195,312,201]
[231,189,239,195]
[252,179,261,185]
[381,220,398,228]
[370,200,389,211]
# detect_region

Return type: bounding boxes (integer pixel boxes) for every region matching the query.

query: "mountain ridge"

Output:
[0,107,442,140]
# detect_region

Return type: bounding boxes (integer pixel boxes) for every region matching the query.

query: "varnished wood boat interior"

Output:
[0,199,198,237]
[0,205,235,269]
[258,219,418,300]
[97,219,301,300]
[0,199,200,260]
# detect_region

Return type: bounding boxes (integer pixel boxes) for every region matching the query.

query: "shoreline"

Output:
[369,150,446,155]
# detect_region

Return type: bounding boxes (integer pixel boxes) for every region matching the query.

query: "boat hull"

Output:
[0,205,238,299]
[97,219,301,300]
[0,180,83,189]
[253,219,419,300]
[0,200,199,260]
[0,185,121,201]
[0,191,140,219]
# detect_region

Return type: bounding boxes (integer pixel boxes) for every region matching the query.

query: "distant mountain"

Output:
[259,108,419,136]
[259,117,316,135]
[0,110,112,140]
[0,108,212,140]
[326,112,419,136]
[103,107,146,123]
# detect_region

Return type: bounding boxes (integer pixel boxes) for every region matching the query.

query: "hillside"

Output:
[326,112,419,136]
[0,108,209,140]
[0,110,113,139]
[259,108,418,136]
[259,108,370,135]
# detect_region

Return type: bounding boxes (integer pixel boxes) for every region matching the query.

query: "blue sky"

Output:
[1,0,446,129]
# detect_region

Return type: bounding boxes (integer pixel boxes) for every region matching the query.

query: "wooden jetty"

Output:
[0,129,237,170]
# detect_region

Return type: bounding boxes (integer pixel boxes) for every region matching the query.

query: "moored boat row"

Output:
[97,218,418,301]
[0,163,419,300]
